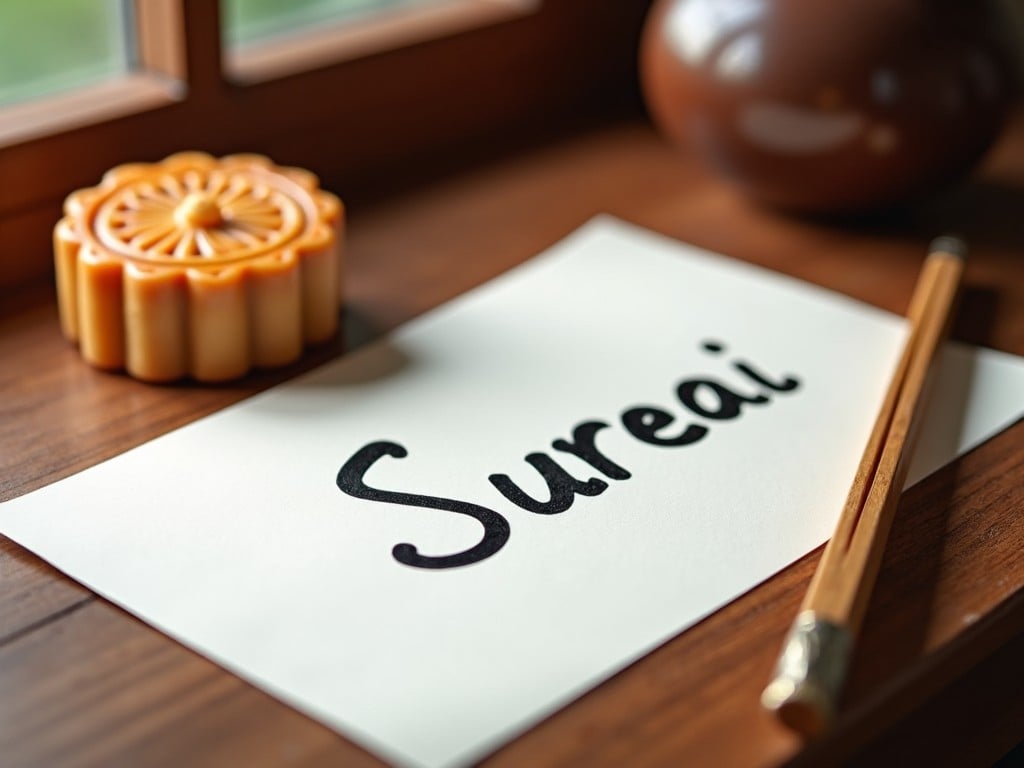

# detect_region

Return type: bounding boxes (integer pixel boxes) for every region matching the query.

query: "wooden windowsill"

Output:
[225,0,539,84]
[0,0,648,294]
[0,73,184,149]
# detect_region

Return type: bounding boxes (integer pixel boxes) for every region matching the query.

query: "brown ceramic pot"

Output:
[640,0,1017,213]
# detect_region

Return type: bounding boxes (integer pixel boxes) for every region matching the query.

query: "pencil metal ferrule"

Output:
[760,610,852,737]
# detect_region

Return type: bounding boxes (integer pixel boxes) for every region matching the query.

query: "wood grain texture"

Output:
[2,113,1024,767]
[804,248,964,631]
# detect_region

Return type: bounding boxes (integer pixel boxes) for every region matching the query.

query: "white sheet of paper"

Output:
[3,217,1023,767]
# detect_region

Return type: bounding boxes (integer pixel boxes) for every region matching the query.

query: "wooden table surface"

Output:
[2,112,1023,767]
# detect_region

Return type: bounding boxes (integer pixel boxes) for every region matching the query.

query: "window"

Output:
[222,0,537,82]
[0,0,649,293]
[0,0,129,107]
[224,0,445,47]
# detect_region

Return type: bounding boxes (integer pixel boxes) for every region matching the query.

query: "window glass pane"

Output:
[224,0,444,47]
[0,0,129,107]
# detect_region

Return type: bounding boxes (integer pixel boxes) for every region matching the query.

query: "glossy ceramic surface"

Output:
[641,0,1016,212]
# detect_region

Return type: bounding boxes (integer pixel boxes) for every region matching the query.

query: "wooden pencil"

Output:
[761,236,967,737]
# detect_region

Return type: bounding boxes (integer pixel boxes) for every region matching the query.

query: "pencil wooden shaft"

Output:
[761,242,965,736]
[804,250,964,632]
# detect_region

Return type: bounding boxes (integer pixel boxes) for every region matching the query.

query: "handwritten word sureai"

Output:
[336,340,801,569]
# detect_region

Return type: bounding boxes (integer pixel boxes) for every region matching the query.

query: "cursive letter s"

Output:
[337,441,510,569]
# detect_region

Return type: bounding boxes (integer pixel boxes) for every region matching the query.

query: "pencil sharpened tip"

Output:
[929,235,968,260]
